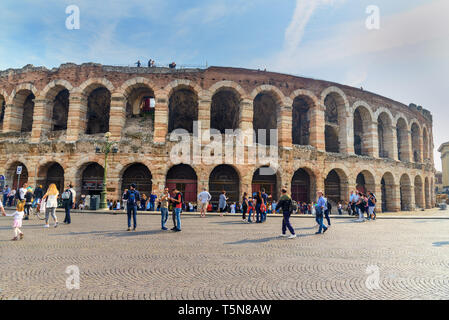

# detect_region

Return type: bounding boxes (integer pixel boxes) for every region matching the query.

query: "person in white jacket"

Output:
[2,200,24,240]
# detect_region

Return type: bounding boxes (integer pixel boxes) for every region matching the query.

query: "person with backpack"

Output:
[275,188,296,239]
[260,188,271,223]
[62,183,76,224]
[123,184,141,231]
[355,192,366,222]
[23,187,34,220]
[368,192,377,220]
[170,188,183,232]
[324,196,332,227]
[315,191,328,234]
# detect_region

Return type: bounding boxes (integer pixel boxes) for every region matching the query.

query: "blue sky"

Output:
[1,0,448,169]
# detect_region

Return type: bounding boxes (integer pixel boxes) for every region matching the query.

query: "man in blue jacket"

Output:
[123,183,141,231]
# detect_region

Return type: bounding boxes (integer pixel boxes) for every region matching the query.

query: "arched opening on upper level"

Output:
[125,84,155,134]
[168,87,198,134]
[377,112,393,159]
[86,87,111,135]
[411,123,421,163]
[0,94,5,132]
[51,89,70,131]
[292,96,311,146]
[12,89,36,133]
[253,92,279,145]
[211,89,240,134]
[422,127,430,161]
[396,118,409,162]
[324,93,345,153]
[353,106,372,156]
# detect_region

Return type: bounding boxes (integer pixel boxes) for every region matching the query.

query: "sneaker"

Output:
[54,223,58,228]
[127,228,131,231]
[323,227,328,233]
[133,228,136,231]
[19,233,24,240]
[315,231,321,235]
[44,224,50,228]
[161,227,168,230]
[279,234,288,238]
[11,237,18,241]
[173,228,181,232]
[288,234,297,239]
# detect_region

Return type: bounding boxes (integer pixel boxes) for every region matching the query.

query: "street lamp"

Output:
[95,132,118,209]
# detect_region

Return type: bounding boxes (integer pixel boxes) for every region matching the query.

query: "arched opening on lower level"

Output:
[291,168,313,204]
[81,163,104,196]
[325,169,348,205]
[7,162,28,190]
[166,164,198,203]
[381,172,395,212]
[414,175,424,209]
[251,166,279,201]
[400,174,412,211]
[37,162,65,193]
[208,165,240,204]
[121,163,152,198]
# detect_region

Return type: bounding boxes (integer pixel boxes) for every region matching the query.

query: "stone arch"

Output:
[208,81,247,100]
[353,101,374,156]
[291,167,316,204]
[210,86,242,134]
[208,164,241,205]
[422,126,430,161]
[120,163,153,197]
[291,94,314,146]
[40,81,73,132]
[164,79,203,99]
[36,161,65,193]
[251,87,284,145]
[168,83,199,134]
[355,170,376,194]
[77,161,104,196]
[166,164,198,203]
[414,175,424,209]
[381,172,396,212]
[410,121,421,163]
[324,168,349,205]
[7,83,38,133]
[251,166,280,201]
[400,173,412,211]
[321,87,349,153]
[6,161,29,190]
[377,111,394,159]
[78,78,115,96]
[40,80,74,99]
[396,117,410,162]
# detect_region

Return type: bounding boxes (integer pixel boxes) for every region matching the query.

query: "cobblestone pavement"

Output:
[1,212,449,300]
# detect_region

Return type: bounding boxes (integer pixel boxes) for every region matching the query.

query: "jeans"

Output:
[282,211,295,235]
[324,210,331,226]
[149,202,155,211]
[2,194,7,206]
[173,207,182,230]
[247,208,253,222]
[161,207,168,229]
[127,205,137,229]
[64,202,71,224]
[261,208,267,222]
[316,208,327,233]
[24,204,32,217]
[255,203,261,222]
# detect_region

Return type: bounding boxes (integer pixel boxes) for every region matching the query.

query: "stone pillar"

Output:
[239,99,253,146]
[387,184,400,212]
[66,91,87,142]
[418,133,424,163]
[391,125,399,161]
[154,97,168,143]
[278,105,292,148]
[3,103,22,132]
[109,94,126,142]
[241,166,253,200]
[198,98,211,144]
[372,121,380,158]
[343,110,354,154]
[409,185,416,211]
[309,103,325,151]
[31,98,51,143]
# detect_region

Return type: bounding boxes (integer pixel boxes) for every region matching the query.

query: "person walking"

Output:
[159,187,170,230]
[349,190,357,216]
[170,188,183,232]
[8,189,16,207]
[260,188,271,223]
[23,187,33,220]
[33,185,44,208]
[276,188,296,239]
[18,182,27,203]
[149,191,157,211]
[315,191,328,234]
[123,184,140,231]
[368,192,377,220]
[42,183,59,228]
[2,200,24,240]
[324,196,332,227]
[62,183,76,224]
[3,185,10,207]
[218,191,228,216]
[355,192,366,222]
[197,187,211,218]
[241,192,249,222]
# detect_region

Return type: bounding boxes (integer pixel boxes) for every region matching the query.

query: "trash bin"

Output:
[90,195,100,210]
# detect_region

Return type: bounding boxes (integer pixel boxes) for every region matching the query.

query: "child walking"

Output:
[2,201,25,240]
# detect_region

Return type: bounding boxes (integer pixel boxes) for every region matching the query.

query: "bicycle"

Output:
[29,200,46,220]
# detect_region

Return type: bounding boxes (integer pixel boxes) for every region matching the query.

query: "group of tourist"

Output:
[134,59,175,69]
[1,182,76,240]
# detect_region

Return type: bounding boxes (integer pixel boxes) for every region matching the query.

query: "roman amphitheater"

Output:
[0,63,435,211]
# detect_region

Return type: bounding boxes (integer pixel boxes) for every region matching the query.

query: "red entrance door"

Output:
[291,184,308,203]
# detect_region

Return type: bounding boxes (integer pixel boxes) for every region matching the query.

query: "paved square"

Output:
[1,212,449,300]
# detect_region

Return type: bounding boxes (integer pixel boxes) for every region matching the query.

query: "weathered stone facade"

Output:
[0,63,435,211]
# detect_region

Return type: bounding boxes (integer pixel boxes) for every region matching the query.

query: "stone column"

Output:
[66,91,87,142]
[198,98,211,144]
[391,125,399,161]
[278,105,292,148]
[409,185,416,211]
[3,102,22,132]
[239,99,254,146]
[31,98,51,143]
[309,103,325,151]
[342,110,354,154]
[109,94,126,142]
[372,121,380,158]
[154,97,168,143]
[418,133,424,163]
[241,166,253,200]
